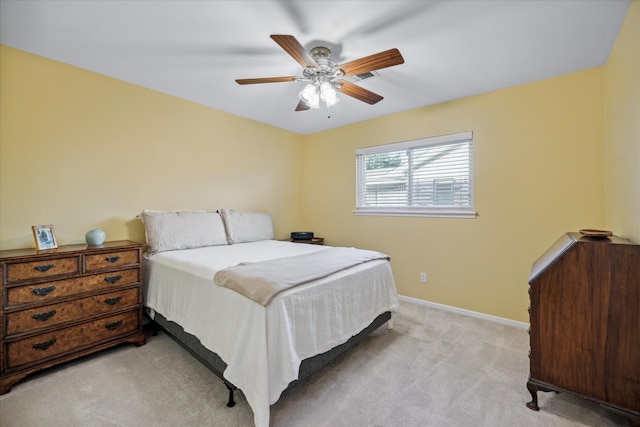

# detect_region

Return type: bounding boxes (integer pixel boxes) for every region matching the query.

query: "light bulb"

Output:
[299,84,320,108]
[320,81,339,107]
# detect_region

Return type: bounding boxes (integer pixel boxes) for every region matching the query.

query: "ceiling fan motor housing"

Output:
[310,46,331,59]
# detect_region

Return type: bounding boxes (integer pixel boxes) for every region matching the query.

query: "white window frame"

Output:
[354,131,477,218]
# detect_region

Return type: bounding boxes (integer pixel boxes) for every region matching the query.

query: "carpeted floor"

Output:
[0,300,631,426]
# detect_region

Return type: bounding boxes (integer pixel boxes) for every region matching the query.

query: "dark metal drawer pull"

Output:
[33,338,56,351]
[104,296,123,305]
[104,275,122,284]
[32,310,57,321]
[105,256,121,263]
[105,320,123,330]
[34,264,54,272]
[32,285,57,296]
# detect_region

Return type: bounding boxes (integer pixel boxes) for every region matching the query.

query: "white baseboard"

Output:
[398,295,530,330]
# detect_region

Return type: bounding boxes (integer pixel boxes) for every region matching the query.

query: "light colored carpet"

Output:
[0,300,631,427]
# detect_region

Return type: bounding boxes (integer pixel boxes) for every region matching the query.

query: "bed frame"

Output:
[148,310,392,407]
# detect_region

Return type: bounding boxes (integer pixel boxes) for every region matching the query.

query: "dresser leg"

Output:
[1,371,33,395]
[526,380,539,411]
[527,379,560,411]
[133,332,147,347]
[0,377,15,395]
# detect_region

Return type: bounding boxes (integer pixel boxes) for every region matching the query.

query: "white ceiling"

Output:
[0,0,631,135]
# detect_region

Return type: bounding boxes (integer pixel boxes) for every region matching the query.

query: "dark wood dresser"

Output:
[526,232,640,423]
[0,240,146,394]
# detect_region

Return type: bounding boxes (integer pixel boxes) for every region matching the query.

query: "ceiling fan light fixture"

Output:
[299,83,320,108]
[320,81,339,107]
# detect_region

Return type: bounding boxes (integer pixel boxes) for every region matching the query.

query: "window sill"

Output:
[352,208,477,219]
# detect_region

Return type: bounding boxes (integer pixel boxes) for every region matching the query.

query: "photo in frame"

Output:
[32,225,58,250]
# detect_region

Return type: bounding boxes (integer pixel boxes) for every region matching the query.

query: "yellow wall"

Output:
[302,68,605,322]
[604,0,639,243]
[0,46,305,249]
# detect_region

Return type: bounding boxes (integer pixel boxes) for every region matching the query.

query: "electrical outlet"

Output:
[420,272,427,283]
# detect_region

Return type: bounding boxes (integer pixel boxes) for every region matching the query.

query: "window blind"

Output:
[355,132,476,218]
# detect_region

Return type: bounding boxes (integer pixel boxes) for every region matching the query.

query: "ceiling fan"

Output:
[235,35,404,111]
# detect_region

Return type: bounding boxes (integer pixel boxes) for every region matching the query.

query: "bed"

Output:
[140,209,399,427]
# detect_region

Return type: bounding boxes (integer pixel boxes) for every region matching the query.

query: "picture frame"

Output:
[32,224,58,250]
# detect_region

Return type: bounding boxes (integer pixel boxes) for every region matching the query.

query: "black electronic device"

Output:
[291,231,314,240]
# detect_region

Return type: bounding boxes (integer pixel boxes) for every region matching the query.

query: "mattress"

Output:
[143,240,399,427]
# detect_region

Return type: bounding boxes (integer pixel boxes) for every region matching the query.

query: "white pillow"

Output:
[140,210,228,255]
[219,208,274,244]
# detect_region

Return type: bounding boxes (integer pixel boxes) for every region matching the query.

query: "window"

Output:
[355,131,476,218]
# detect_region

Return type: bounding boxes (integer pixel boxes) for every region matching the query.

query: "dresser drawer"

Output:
[6,288,140,335]
[85,250,139,271]
[6,310,139,369]
[5,257,79,283]
[6,268,139,307]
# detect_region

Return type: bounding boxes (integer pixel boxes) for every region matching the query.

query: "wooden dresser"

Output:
[526,232,640,423]
[0,240,146,394]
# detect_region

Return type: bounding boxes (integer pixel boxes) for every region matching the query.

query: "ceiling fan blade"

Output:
[270,35,317,68]
[337,48,404,77]
[235,76,297,85]
[336,80,384,105]
[295,100,310,111]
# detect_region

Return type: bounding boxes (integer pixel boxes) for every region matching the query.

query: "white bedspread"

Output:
[144,240,399,427]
